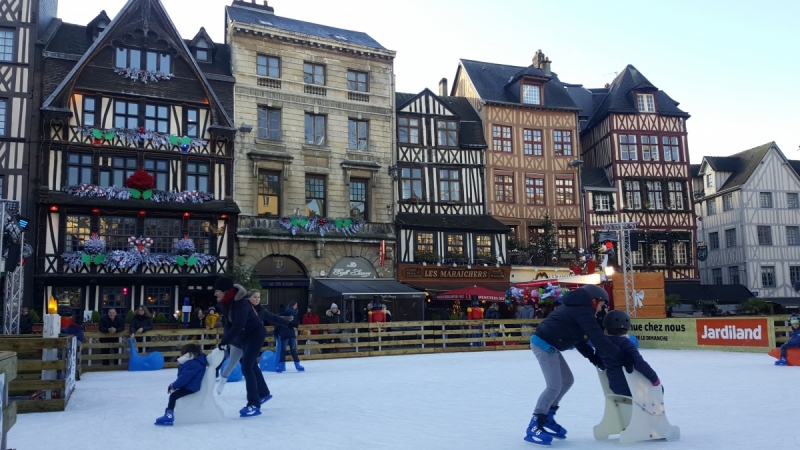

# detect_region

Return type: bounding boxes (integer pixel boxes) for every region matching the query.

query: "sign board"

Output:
[329,257,377,279]
[65,336,77,400]
[630,317,774,352]
[398,264,510,282]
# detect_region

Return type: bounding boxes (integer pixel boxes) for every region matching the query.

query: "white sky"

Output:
[57,0,800,163]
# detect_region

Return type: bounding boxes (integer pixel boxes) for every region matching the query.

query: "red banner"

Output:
[696,318,769,347]
[379,240,385,267]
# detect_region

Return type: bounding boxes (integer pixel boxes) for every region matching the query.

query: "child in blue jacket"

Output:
[776,314,800,366]
[155,344,208,426]
[599,310,660,397]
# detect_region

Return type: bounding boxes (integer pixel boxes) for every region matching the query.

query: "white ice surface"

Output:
[9,348,799,450]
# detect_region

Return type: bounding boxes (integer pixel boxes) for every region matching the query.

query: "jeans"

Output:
[531,342,574,415]
[167,387,194,410]
[240,326,269,407]
[780,341,800,358]
[221,344,243,378]
[279,336,299,363]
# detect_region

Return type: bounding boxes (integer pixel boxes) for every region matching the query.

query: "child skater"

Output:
[155,344,208,426]
[775,314,800,366]
[599,310,660,396]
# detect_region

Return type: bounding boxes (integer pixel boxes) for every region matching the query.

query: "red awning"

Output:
[435,285,506,302]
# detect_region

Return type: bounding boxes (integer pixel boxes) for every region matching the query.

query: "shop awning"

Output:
[313,279,425,300]
[436,286,506,302]
[514,274,602,288]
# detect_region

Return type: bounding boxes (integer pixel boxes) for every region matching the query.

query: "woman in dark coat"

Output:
[274,300,303,372]
[129,306,154,340]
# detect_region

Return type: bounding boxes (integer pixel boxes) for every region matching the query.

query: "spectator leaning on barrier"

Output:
[322,303,348,353]
[130,305,154,339]
[302,306,320,334]
[19,307,34,334]
[99,309,126,365]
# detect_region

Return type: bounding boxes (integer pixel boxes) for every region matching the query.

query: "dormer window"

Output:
[94,21,108,41]
[195,39,210,62]
[115,48,170,72]
[637,94,655,113]
[522,84,541,105]
[706,174,713,188]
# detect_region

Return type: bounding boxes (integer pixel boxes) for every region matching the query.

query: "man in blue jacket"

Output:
[524,284,633,445]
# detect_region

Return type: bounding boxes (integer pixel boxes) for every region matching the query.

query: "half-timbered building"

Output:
[34,0,237,315]
[394,86,510,291]
[451,51,584,257]
[692,142,800,298]
[566,65,697,279]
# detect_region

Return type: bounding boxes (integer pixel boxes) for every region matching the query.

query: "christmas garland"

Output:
[277,216,365,237]
[115,68,174,84]
[78,126,207,151]
[61,235,215,271]
[61,184,214,203]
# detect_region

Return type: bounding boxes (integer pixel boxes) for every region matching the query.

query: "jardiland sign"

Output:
[398,264,510,282]
[630,317,774,353]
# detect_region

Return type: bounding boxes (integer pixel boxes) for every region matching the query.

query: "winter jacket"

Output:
[274,306,299,340]
[171,353,208,393]
[302,312,320,334]
[784,326,800,347]
[60,323,84,343]
[600,334,658,397]
[323,309,345,333]
[99,314,126,335]
[533,288,620,360]
[220,285,264,346]
[517,305,536,320]
[129,315,153,334]
[204,312,220,329]
[189,314,206,329]
[253,304,291,329]
[19,314,33,334]
[485,306,500,320]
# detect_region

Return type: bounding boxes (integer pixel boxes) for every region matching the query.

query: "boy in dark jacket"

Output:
[775,314,800,365]
[525,284,633,446]
[19,308,34,334]
[274,301,303,372]
[599,310,660,396]
[155,344,208,426]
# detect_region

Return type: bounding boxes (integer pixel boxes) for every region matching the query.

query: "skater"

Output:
[525,284,633,445]
[154,344,208,426]
[274,301,304,372]
[775,314,800,366]
[599,310,660,396]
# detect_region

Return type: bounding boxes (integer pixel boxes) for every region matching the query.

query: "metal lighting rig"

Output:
[602,221,639,317]
[1,199,25,334]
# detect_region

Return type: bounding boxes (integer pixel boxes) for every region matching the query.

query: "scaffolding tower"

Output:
[1,199,24,334]
[602,221,639,317]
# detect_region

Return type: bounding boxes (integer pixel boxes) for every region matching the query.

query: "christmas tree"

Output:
[532,213,558,264]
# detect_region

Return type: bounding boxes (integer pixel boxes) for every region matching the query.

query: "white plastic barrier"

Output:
[593,368,680,444]
[174,348,225,424]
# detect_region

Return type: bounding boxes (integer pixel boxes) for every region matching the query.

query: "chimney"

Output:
[532,49,544,68]
[232,0,274,13]
[439,78,448,96]
[542,57,551,76]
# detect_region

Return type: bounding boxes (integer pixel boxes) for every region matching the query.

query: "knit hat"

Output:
[214,277,234,292]
[208,307,215,312]
[331,303,338,309]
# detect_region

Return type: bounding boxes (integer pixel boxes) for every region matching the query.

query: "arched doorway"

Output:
[253,255,310,314]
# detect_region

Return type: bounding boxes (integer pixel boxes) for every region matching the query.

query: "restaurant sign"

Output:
[329,257,376,279]
[398,264,510,282]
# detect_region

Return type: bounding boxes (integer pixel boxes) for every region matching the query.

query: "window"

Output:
[787,226,800,245]
[439,169,461,202]
[652,243,666,265]
[709,232,719,250]
[304,113,326,146]
[114,100,139,129]
[761,266,776,288]
[722,193,733,211]
[595,193,610,211]
[0,29,13,62]
[65,215,91,252]
[667,181,684,210]
[0,100,6,137]
[145,51,170,72]
[400,168,423,200]
[525,176,545,205]
[437,120,457,147]
[631,249,644,265]
[712,268,723,285]
[760,192,773,208]
[791,266,800,287]
[553,130,573,156]
[729,266,740,285]
[623,181,642,209]
[347,70,368,92]
[83,97,96,127]
[641,136,659,161]
[619,135,637,160]
[415,232,434,254]
[67,153,93,185]
[523,129,543,156]
[348,119,368,150]
[789,193,800,209]
[257,55,280,77]
[663,136,680,162]
[646,181,663,210]
[303,62,325,85]
[100,287,128,315]
[492,125,512,152]
[706,174,712,188]
[725,228,737,248]
[100,217,137,251]
[529,226,545,244]
[757,226,772,246]
[446,234,465,258]
[145,287,173,317]
[115,47,141,69]
[475,235,492,259]
[522,84,540,105]
[706,199,716,215]
[188,220,211,254]
[195,39,210,62]
[349,179,368,218]
[555,176,574,205]
[257,170,281,217]
[305,176,326,216]
[186,162,209,192]
[144,218,180,254]
[673,242,688,264]
[145,104,169,133]
[637,94,655,112]
[186,108,199,138]
[494,173,514,203]
[557,228,577,249]
[398,117,420,144]
[99,156,137,188]
[144,159,168,191]
[257,107,281,140]
[53,287,83,308]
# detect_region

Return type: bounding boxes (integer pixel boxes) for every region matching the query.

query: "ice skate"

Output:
[260,394,272,405]
[524,414,553,446]
[239,405,262,417]
[294,362,305,372]
[154,409,174,426]
[276,362,286,373]
[775,357,788,366]
[543,406,567,439]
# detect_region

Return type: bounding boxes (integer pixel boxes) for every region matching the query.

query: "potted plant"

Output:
[737,297,769,315]
[125,309,135,324]
[665,294,681,317]
[413,251,440,264]
[30,309,43,333]
[446,252,465,262]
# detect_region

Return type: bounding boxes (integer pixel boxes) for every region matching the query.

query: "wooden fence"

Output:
[1,351,17,450]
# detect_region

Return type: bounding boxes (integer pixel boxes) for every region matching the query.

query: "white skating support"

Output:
[593,368,680,444]
[173,348,225,424]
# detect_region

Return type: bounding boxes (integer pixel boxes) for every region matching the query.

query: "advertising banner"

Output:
[630,317,775,353]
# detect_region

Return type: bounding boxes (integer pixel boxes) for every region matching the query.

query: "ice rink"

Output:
[9,348,796,449]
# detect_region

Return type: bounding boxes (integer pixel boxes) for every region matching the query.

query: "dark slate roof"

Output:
[396,213,510,233]
[45,22,94,55]
[184,40,232,77]
[395,92,416,107]
[581,167,613,189]
[226,4,385,50]
[563,83,595,119]
[788,160,800,177]
[665,280,753,303]
[689,164,701,178]
[458,59,579,111]
[708,142,774,191]
[395,92,487,149]
[705,156,740,172]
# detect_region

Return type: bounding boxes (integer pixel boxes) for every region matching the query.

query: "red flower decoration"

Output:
[138,126,145,133]
[126,168,156,191]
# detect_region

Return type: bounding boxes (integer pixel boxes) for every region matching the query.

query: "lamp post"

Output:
[569,159,586,249]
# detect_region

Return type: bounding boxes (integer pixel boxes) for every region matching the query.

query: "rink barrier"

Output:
[1,351,17,447]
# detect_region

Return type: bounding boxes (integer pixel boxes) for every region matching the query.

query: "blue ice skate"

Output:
[240,405,262,417]
[524,415,553,446]
[543,406,567,439]
[260,394,273,405]
[294,362,305,372]
[276,362,286,373]
[154,409,174,426]
[775,357,788,366]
